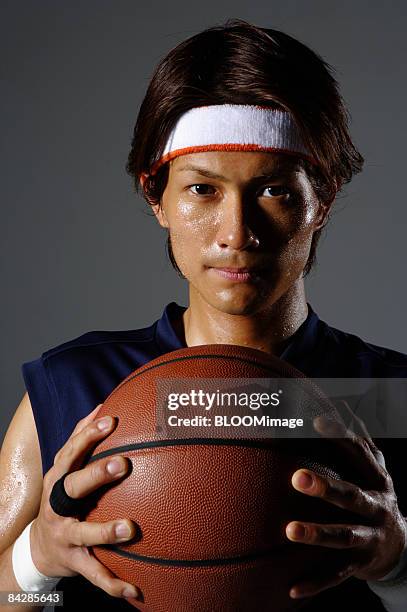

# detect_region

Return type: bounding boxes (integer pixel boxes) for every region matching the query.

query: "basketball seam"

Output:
[88,437,300,463]
[101,352,305,407]
[96,544,289,567]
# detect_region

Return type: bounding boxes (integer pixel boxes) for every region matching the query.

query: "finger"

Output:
[70,546,140,600]
[291,469,381,518]
[64,456,130,499]
[67,517,137,547]
[53,405,105,468]
[71,404,104,437]
[313,413,388,487]
[286,521,372,549]
[338,400,387,469]
[289,561,360,599]
[53,414,117,476]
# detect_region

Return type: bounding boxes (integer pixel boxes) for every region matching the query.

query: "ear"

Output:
[139,171,149,192]
[139,171,169,228]
[152,203,169,228]
[314,180,339,230]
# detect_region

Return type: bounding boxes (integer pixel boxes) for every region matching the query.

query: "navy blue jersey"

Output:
[21,302,407,610]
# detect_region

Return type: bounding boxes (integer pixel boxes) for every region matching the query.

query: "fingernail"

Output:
[287,523,306,541]
[115,522,131,539]
[313,416,326,430]
[97,417,112,430]
[122,585,139,599]
[314,416,341,435]
[107,458,126,475]
[293,471,313,490]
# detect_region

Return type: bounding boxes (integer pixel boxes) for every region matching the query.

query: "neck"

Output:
[182,280,308,356]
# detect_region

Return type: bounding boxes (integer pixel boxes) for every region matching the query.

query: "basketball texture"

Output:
[84,344,360,612]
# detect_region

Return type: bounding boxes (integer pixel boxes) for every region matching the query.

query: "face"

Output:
[150,151,331,316]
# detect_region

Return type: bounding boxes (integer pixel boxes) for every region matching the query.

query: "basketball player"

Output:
[1,19,406,612]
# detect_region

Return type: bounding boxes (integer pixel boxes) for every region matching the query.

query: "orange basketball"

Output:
[84,344,357,612]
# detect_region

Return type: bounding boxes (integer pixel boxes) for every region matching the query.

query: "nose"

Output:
[215,194,259,251]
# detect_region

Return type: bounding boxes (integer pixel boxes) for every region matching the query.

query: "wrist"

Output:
[12,520,61,592]
[29,518,57,578]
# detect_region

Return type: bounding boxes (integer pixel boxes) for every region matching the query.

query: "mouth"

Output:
[207,266,264,282]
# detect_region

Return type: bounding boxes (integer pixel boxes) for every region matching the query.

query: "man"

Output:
[1,18,406,611]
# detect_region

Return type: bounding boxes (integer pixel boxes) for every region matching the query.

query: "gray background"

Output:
[1,0,406,443]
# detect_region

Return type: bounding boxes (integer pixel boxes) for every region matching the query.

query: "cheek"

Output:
[269,198,320,274]
[287,194,319,231]
[262,196,317,248]
[173,199,215,233]
[282,233,313,271]
[166,198,215,271]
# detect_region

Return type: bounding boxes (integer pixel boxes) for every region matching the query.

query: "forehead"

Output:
[169,150,304,179]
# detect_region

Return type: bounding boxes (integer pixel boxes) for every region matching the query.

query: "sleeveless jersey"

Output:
[21,301,407,610]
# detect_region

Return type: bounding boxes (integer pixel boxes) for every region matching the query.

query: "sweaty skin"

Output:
[150,150,332,355]
[142,151,407,600]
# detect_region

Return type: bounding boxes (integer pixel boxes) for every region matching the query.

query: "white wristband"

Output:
[12,520,61,592]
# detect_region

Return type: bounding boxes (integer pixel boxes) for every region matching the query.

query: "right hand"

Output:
[30,404,140,601]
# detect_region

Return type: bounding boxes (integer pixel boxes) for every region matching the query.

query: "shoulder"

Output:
[22,321,161,407]
[21,321,162,476]
[321,319,407,375]
[21,321,159,384]
[34,299,184,369]
[21,318,161,420]
[41,323,157,361]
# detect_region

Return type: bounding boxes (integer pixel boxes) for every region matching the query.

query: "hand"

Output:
[30,404,140,601]
[285,404,407,599]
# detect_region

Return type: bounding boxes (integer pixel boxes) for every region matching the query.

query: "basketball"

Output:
[84,344,359,612]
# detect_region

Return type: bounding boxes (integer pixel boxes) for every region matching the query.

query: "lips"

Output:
[208,265,263,273]
[215,267,255,273]
[208,266,264,282]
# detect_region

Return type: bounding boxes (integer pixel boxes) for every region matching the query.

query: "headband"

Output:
[148,104,317,176]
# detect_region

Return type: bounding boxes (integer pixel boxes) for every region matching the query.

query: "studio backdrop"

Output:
[1,0,406,442]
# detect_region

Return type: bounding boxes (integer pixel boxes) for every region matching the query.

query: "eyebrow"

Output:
[176,163,297,182]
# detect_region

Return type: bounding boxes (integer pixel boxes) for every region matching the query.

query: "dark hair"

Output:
[126,18,364,277]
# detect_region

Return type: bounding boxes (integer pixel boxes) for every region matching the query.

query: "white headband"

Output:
[149,104,316,175]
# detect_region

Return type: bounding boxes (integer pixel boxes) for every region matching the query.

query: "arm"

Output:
[0,392,140,610]
[0,392,43,611]
[284,409,407,609]
[367,529,407,612]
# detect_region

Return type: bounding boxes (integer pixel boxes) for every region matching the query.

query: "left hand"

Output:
[285,405,407,599]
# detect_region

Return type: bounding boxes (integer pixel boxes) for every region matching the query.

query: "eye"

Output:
[187,183,292,199]
[260,185,291,198]
[188,184,216,196]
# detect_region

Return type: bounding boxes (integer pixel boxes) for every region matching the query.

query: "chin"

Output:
[207,292,272,316]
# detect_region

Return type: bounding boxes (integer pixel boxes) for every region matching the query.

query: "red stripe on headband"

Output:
[150,144,318,176]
